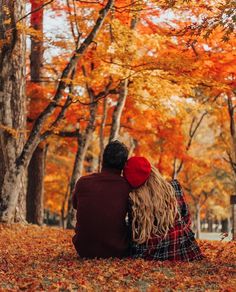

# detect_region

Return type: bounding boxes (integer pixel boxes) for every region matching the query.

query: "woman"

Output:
[123,156,204,261]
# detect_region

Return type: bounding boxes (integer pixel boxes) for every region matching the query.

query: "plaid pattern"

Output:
[129,179,204,261]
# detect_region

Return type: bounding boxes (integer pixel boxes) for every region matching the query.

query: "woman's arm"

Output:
[170,179,191,226]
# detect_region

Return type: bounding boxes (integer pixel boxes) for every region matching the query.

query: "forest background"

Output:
[0,0,235,240]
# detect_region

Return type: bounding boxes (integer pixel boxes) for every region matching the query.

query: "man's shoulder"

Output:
[78,172,131,189]
[78,173,98,182]
[80,173,97,179]
[81,172,128,182]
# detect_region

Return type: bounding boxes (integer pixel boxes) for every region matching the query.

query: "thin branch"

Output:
[72,0,81,40]
[188,111,208,149]
[174,111,208,177]
[57,130,81,138]
[76,0,104,4]
[40,97,73,141]
[82,65,95,101]
[41,67,78,140]
[224,151,236,174]
[200,188,214,207]
[191,42,198,57]
[189,117,196,137]
[78,67,119,105]
[75,0,141,12]
[17,0,55,24]
[67,0,78,44]
[67,0,81,48]
[202,93,221,104]
[74,88,118,105]
[98,97,108,171]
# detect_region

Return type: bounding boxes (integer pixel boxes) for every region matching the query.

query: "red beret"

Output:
[123,157,151,188]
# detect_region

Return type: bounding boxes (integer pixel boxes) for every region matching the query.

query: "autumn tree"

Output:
[0,0,114,223]
[26,0,45,225]
[0,0,27,221]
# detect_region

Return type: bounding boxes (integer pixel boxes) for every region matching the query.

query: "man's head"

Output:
[102,140,129,170]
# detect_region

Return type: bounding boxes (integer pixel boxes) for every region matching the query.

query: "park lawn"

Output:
[0,224,235,291]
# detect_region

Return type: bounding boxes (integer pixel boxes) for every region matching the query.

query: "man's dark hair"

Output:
[102,140,129,170]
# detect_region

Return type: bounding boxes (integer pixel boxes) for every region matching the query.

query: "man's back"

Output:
[72,168,131,258]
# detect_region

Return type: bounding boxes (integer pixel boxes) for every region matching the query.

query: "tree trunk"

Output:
[221,218,228,233]
[208,218,213,232]
[108,11,137,143]
[227,94,236,192]
[227,214,231,234]
[128,137,137,157]
[0,146,5,201]
[98,98,108,171]
[109,79,128,142]
[85,144,96,173]
[227,95,236,162]
[0,0,27,222]
[66,135,92,229]
[0,0,114,223]
[30,0,44,83]
[26,145,46,225]
[67,101,98,228]
[60,177,70,229]
[26,0,45,225]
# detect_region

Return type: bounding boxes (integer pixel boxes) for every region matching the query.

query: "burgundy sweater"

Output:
[72,168,131,259]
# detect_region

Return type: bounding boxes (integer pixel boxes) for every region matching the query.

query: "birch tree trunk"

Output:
[109,9,137,142]
[0,0,27,222]
[26,0,45,225]
[109,79,128,142]
[98,98,108,171]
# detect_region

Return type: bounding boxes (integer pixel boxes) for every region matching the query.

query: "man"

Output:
[72,140,131,258]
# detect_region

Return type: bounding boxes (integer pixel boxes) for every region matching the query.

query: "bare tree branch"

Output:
[224,151,236,174]
[188,111,208,150]
[174,111,208,177]
[67,0,81,48]
[57,130,81,138]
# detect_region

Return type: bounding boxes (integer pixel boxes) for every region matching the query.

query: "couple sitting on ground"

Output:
[72,141,203,261]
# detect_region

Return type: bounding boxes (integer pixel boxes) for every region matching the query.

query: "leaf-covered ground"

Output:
[0,225,235,291]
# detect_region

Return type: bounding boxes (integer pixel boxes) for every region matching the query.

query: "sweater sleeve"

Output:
[127,198,133,238]
[170,179,191,227]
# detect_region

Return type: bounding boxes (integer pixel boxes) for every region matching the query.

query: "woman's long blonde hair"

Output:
[130,166,178,244]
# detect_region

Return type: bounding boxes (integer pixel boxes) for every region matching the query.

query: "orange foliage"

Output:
[25,0,235,220]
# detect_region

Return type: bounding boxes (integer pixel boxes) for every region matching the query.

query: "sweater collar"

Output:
[101,167,122,175]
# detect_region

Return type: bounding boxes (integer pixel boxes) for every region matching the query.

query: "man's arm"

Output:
[127,198,133,240]
[72,179,81,210]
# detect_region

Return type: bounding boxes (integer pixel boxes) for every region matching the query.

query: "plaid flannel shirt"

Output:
[129,179,204,261]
